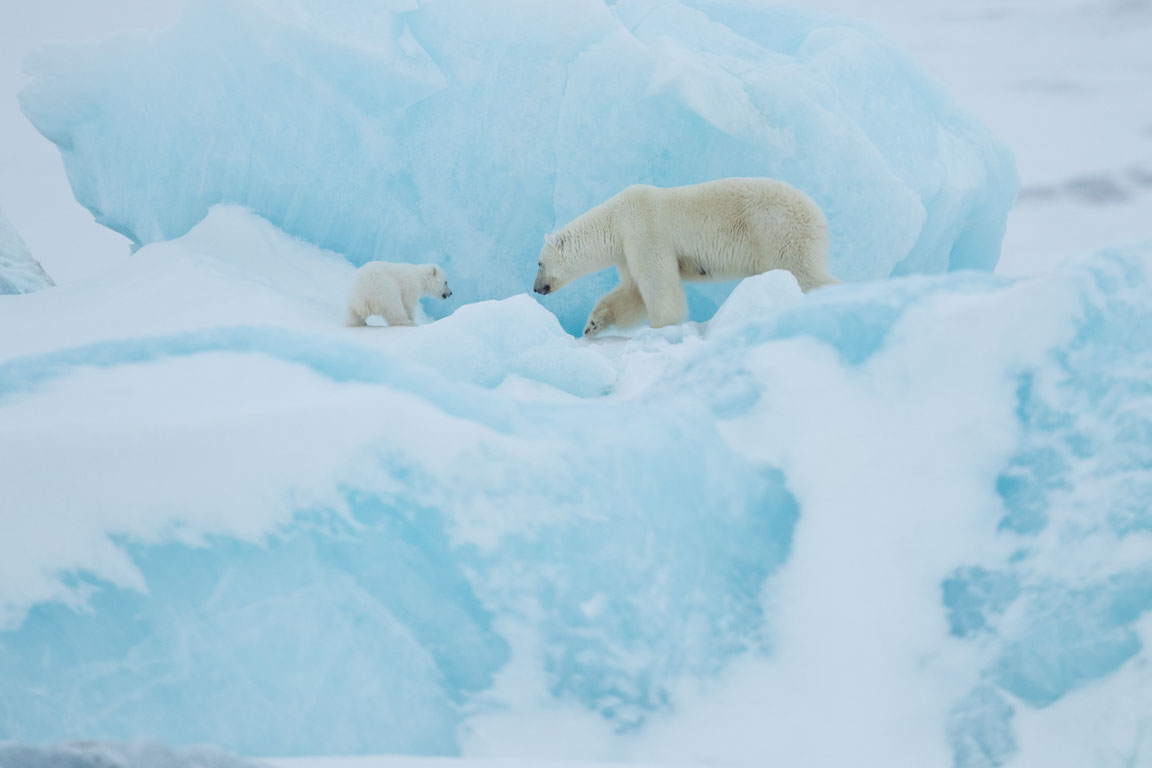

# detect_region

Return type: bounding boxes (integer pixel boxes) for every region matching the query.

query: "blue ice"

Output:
[19,0,1017,333]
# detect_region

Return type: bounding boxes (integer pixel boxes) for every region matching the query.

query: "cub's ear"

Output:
[430,266,440,277]
[544,232,563,248]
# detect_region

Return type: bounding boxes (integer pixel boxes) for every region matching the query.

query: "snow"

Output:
[0,207,53,294]
[1,1,1151,768]
[17,0,1016,334]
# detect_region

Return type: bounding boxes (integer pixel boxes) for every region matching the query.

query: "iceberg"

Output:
[18,0,1017,333]
[0,208,53,295]
[1,204,1150,766]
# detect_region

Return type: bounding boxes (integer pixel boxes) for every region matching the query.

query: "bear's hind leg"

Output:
[631,251,687,329]
[792,267,841,292]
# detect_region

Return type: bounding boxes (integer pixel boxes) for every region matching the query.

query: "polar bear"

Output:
[533,178,837,336]
[345,262,452,327]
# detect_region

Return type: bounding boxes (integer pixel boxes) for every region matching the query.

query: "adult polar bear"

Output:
[534,178,837,336]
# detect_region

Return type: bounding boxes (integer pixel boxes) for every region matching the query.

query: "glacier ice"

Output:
[18,0,1017,333]
[0,208,53,295]
[1,200,1150,767]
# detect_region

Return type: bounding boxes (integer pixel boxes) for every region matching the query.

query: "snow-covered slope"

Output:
[1,207,1150,767]
[17,0,1017,334]
[0,207,53,294]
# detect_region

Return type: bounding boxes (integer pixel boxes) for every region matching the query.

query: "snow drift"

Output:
[18,0,1017,333]
[1,207,1150,767]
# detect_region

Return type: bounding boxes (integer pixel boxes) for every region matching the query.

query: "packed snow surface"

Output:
[0,208,53,294]
[17,0,1017,333]
[1,207,1150,768]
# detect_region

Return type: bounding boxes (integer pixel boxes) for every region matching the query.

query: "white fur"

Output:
[533,178,837,336]
[345,261,452,327]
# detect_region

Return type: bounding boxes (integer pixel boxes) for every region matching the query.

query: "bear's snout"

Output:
[442,289,452,299]
[534,280,551,295]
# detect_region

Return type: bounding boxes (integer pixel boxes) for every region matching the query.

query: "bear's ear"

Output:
[430,266,440,277]
[545,232,562,248]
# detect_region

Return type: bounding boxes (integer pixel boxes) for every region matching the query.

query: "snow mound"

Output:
[1,200,1149,766]
[19,0,1016,333]
[0,207,788,756]
[0,208,53,295]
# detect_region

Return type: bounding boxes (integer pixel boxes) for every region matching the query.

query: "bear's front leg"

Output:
[584,280,646,337]
[583,298,615,338]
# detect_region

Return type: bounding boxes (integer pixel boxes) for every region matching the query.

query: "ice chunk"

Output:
[0,208,53,295]
[0,349,793,754]
[0,208,794,754]
[637,244,1152,768]
[19,0,1016,334]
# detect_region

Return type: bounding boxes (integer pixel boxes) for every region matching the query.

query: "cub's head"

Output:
[534,232,572,295]
[423,265,452,299]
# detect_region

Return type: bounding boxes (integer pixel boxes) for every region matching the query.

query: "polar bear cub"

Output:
[533,178,837,336]
[346,261,452,327]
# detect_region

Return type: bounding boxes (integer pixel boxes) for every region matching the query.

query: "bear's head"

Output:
[423,265,452,299]
[534,232,572,295]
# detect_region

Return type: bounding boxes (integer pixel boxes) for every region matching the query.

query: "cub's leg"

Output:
[374,282,414,327]
[401,290,420,324]
[345,306,368,327]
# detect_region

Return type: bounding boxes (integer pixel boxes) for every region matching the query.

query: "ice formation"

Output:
[0,208,53,295]
[1,206,1150,767]
[18,0,1017,333]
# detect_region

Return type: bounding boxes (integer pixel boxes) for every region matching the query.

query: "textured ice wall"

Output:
[0,208,53,295]
[18,0,1017,333]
